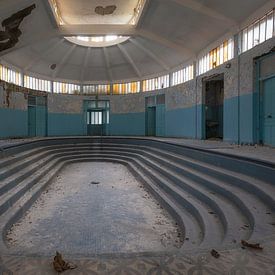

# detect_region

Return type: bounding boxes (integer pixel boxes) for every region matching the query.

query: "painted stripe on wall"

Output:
[166,106,197,138]
[110,112,145,136]
[223,96,239,143]
[240,93,253,144]
[48,113,85,136]
[0,94,255,143]
[223,95,253,144]
[0,108,28,138]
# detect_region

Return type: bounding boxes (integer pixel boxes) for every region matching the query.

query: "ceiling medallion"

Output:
[95,5,117,16]
[50,64,57,70]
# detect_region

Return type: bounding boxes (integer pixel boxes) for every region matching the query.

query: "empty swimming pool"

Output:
[0,137,274,259]
[6,162,181,255]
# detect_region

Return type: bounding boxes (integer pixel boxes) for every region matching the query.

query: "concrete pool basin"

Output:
[0,137,274,262]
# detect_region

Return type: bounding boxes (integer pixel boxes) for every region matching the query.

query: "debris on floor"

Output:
[211,249,220,258]
[53,251,77,273]
[241,240,263,250]
[90,181,100,185]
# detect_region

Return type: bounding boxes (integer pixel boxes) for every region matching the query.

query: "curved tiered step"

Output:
[0,137,274,255]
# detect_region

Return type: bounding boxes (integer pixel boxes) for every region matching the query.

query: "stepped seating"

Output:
[0,137,274,254]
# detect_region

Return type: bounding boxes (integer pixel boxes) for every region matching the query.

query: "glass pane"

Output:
[253,22,260,46]
[96,112,98,124]
[242,29,248,52]
[266,12,273,39]
[228,39,234,60]
[87,112,90,125]
[260,18,266,43]
[247,26,253,50]
[107,110,110,124]
[88,101,96,108]
[98,112,102,125]
[91,112,95,125]
[97,101,106,108]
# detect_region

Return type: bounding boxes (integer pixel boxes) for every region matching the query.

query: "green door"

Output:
[87,110,106,136]
[36,106,47,136]
[28,106,36,137]
[28,96,47,137]
[263,77,275,146]
[146,107,156,136]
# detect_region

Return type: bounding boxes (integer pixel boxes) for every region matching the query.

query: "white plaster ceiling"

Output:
[0,0,272,83]
[55,0,140,25]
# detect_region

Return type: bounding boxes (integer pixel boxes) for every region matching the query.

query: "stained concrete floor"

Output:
[1,239,275,274]
[153,137,275,164]
[7,162,181,256]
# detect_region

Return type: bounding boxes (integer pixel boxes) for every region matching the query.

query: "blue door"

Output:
[263,77,275,146]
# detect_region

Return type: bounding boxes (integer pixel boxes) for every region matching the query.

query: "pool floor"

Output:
[7,162,181,255]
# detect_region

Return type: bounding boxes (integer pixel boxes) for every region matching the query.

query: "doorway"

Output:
[28,105,36,137]
[203,75,224,140]
[28,96,47,137]
[146,106,156,136]
[262,76,275,146]
[87,109,105,136]
[85,100,110,136]
[256,52,275,147]
[145,94,166,137]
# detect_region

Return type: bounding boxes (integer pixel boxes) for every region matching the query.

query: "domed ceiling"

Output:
[0,0,271,83]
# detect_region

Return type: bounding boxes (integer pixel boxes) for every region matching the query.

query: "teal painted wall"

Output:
[110,112,145,136]
[223,94,254,144]
[0,108,28,138]
[165,95,253,144]
[166,106,197,138]
[48,113,85,136]
[223,96,239,143]
[0,96,255,143]
[196,105,203,140]
[240,93,254,144]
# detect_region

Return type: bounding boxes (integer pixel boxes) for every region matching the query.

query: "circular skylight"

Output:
[65,35,130,47]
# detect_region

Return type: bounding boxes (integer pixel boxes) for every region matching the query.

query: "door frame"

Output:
[83,100,110,136]
[28,105,36,137]
[145,95,166,137]
[146,106,156,136]
[261,77,275,146]
[254,51,275,144]
[201,74,224,140]
[27,96,48,137]
[87,108,105,136]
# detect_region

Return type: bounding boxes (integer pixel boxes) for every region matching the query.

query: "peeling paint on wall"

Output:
[0,85,27,110]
